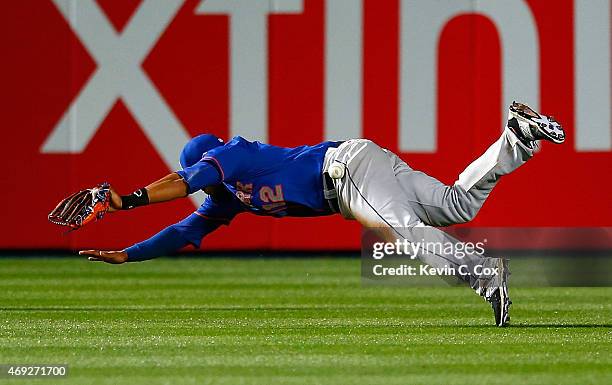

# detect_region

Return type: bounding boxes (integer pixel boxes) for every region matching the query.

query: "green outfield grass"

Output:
[0,257,610,385]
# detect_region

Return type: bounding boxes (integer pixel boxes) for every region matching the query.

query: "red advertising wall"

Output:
[1,0,610,251]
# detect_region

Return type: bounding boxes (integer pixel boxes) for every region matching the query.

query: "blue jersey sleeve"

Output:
[200,137,250,182]
[176,161,222,194]
[125,196,241,262]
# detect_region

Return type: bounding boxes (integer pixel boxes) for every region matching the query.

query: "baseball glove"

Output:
[48,183,111,230]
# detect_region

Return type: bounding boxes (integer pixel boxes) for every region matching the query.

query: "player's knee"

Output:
[454,205,478,224]
[448,186,480,224]
[447,199,478,224]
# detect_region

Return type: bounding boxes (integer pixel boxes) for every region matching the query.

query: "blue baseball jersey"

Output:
[179,136,342,219]
[125,137,342,261]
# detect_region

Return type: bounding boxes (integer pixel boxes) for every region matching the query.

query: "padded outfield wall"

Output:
[1,0,610,251]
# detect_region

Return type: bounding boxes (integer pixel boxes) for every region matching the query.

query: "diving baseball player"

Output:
[50,102,565,326]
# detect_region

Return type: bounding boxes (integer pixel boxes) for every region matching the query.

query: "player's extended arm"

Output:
[80,212,226,264]
[145,173,190,203]
[81,160,226,263]
[110,161,222,211]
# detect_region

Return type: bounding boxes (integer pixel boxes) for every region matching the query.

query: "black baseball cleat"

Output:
[476,258,511,326]
[507,101,565,148]
[488,286,511,327]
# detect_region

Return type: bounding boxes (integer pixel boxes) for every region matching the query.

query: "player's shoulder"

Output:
[213,136,254,152]
[202,136,260,180]
[226,136,252,146]
[205,136,250,157]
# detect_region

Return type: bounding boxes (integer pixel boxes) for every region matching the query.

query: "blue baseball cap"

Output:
[179,134,224,169]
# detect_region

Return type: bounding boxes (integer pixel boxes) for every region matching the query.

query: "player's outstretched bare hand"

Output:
[80,250,128,264]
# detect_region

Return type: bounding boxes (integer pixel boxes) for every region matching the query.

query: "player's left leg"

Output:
[325,139,512,326]
[390,128,532,226]
[391,102,565,227]
[378,102,563,325]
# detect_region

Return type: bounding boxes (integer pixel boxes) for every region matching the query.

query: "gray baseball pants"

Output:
[323,128,534,293]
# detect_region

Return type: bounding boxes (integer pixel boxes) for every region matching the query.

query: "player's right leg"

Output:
[392,102,565,227]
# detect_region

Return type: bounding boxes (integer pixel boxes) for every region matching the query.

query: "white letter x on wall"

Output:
[41,0,191,173]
